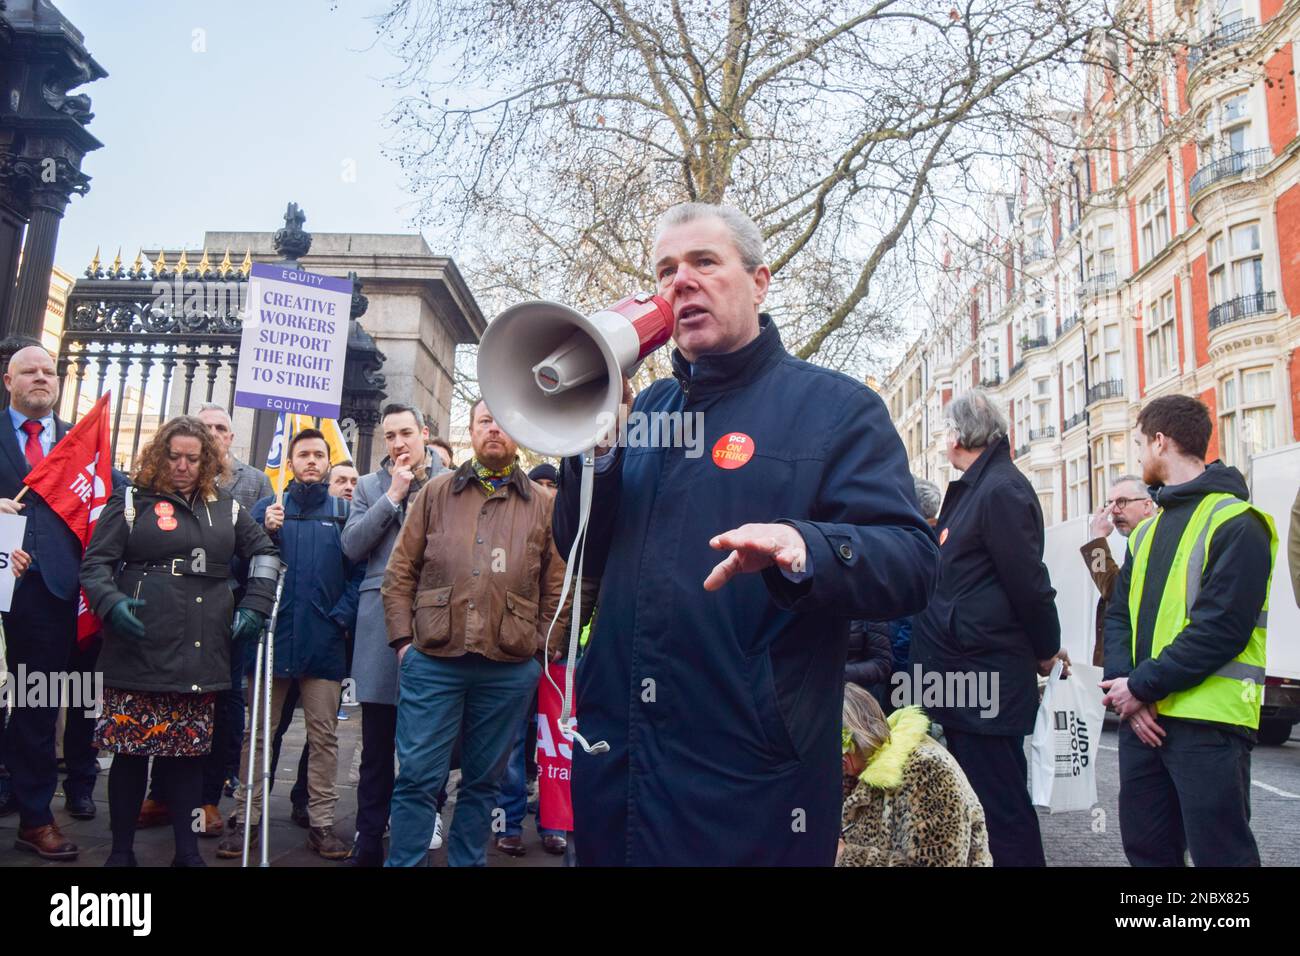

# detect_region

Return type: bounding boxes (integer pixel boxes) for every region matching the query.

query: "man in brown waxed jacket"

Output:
[380,398,571,866]
[1081,474,1156,665]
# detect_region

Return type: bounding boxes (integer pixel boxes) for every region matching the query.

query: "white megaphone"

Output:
[477,292,674,458]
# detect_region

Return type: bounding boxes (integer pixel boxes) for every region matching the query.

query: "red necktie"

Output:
[21,419,44,468]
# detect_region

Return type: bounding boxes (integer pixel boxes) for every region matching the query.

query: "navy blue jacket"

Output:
[553,318,939,866]
[910,437,1061,737]
[250,481,362,681]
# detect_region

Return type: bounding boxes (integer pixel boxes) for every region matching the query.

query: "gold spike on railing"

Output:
[132,249,144,274]
[110,247,122,275]
[219,247,233,277]
[197,248,211,276]
[239,248,253,277]
[175,250,189,275]
[88,246,100,274]
[154,250,168,274]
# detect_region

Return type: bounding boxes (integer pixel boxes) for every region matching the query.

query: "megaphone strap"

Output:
[542,450,608,756]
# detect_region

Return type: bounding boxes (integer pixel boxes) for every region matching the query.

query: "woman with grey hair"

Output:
[913,478,942,526]
[908,387,1067,867]
[837,684,990,867]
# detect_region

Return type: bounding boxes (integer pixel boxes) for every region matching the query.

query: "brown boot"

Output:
[198,804,224,839]
[14,823,79,861]
[216,825,256,859]
[495,835,527,857]
[136,798,170,828]
[307,826,350,861]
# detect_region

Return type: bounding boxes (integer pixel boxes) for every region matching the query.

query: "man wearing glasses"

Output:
[1082,477,1156,665]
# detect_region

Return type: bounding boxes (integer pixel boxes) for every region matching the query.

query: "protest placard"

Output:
[233,263,352,418]
[0,513,28,613]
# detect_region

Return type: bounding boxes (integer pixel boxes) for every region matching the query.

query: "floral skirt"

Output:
[94,687,216,757]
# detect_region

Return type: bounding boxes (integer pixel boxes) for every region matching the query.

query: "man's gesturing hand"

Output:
[703,523,807,592]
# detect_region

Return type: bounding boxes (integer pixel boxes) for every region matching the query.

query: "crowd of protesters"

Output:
[0,201,1296,869]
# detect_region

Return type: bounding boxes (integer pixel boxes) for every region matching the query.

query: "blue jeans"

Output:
[387,651,540,867]
[499,710,563,839]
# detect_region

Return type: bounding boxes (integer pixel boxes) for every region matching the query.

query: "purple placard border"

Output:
[234,390,340,418]
[249,261,353,295]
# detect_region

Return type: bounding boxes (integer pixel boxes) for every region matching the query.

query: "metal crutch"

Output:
[242,561,286,867]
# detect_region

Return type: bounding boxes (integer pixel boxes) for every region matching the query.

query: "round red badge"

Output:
[711,432,755,470]
[154,501,174,517]
[939,527,949,546]
[157,516,178,531]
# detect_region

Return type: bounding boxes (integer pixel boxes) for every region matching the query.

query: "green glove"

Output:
[232,608,268,643]
[108,598,147,640]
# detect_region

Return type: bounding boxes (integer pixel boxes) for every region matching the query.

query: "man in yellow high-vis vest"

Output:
[1100,395,1275,867]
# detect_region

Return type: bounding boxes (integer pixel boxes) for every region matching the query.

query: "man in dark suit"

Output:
[0,343,87,860]
[910,388,1067,867]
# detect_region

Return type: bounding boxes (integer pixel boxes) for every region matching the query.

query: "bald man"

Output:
[0,344,90,859]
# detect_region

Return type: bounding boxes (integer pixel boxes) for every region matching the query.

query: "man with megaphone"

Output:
[540,202,941,866]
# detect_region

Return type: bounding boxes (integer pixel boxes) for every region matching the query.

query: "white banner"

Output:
[0,513,28,613]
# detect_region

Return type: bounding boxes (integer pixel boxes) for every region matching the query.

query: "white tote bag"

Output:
[1030,661,1105,813]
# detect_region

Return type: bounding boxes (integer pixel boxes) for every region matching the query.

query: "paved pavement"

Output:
[1038,719,1300,866]
[2,710,1296,867]
[0,704,564,868]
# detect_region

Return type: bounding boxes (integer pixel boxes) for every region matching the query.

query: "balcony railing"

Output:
[1029,427,1056,442]
[1078,271,1117,299]
[1189,147,1271,198]
[1008,359,1026,379]
[1188,18,1259,73]
[1063,411,1086,432]
[1021,334,1051,351]
[978,375,1002,388]
[1059,313,1080,335]
[1208,290,1276,330]
[1024,247,1051,266]
[1087,378,1125,405]
[1014,443,1030,459]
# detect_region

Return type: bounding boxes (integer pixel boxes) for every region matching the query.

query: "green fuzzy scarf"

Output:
[860,706,931,790]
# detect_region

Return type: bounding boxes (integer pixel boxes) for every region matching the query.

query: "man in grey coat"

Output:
[340,403,447,865]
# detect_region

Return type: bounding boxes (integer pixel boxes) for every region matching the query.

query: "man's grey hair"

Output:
[194,401,231,423]
[654,202,765,273]
[913,478,942,521]
[1111,474,1146,491]
[382,402,425,429]
[945,388,1007,450]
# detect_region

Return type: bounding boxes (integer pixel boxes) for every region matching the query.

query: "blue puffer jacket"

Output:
[250,480,363,681]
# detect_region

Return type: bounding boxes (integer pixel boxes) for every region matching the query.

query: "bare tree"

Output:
[376,0,1154,381]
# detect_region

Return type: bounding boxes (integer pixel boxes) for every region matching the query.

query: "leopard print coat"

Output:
[837,707,992,867]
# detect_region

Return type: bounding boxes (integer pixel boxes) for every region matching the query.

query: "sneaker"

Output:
[308,826,351,861]
[337,709,349,721]
[429,812,443,850]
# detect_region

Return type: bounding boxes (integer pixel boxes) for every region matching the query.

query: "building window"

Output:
[1067,454,1089,519]
[1063,355,1086,421]
[1033,376,1053,430]
[1199,0,1246,33]
[1085,223,1117,279]
[1089,324,1123,385]
[1092,433,1129,503]
[1139,182,1170,264]
[1208,221,1264,307]
[1219,366,1276,467]
[1145,291,1178,382]
[1202,89,1252,164]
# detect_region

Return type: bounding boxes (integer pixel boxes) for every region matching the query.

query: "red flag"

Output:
[22,392,113,646]
[536,662,575,832]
